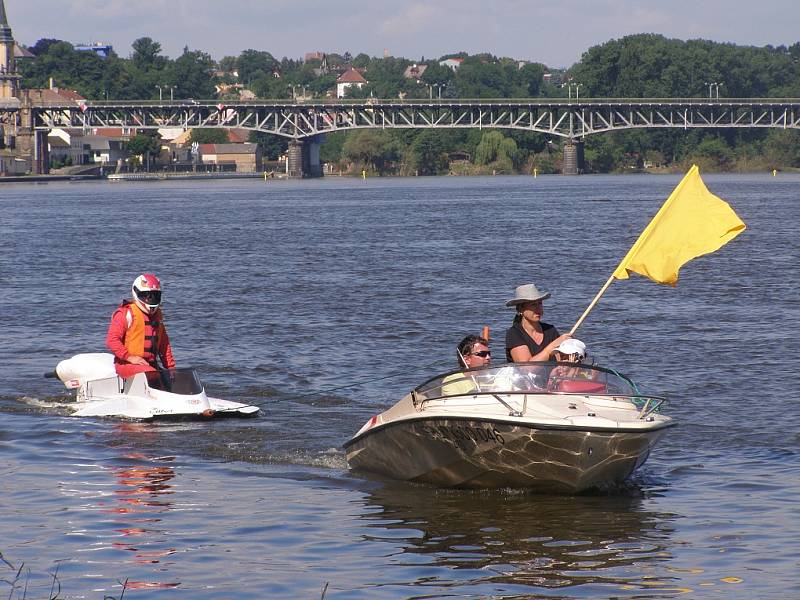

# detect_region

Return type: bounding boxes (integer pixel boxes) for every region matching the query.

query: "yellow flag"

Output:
[612,165,746,286]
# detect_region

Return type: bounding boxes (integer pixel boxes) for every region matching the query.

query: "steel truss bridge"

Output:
[11,97,800,139]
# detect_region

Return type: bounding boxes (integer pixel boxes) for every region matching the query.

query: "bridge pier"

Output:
[287,136,323,178]
[562,139,584,175]
[13,92,50,174]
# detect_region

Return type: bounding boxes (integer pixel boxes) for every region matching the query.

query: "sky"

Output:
[7,0,800,68]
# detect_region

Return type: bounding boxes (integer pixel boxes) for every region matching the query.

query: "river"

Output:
[1,173,798,598]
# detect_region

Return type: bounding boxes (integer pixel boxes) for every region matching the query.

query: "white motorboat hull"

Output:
[345,413,669,492]
[69,392,260,420]
[50,353,259,420]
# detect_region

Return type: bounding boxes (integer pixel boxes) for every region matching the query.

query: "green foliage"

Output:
[250,131,289,160]
[169,47,216,99]
[29,38,63,56]
[189,129,229,144]
[126,134,160,158]
[319,132,347,164]
[218,56,237,74]
[131,37,167,71]
[405,130,450,175]
[341,130,399,174]
[570,34,800,99]
[761,130,800,168]
[474,131,519,171]
[237,49,278,84]
[21,41,107,96]
[250,74,288,99]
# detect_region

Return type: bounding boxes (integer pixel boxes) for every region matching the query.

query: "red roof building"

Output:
[336,68,368,98]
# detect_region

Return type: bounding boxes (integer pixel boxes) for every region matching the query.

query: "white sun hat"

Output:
[555,338,586,358]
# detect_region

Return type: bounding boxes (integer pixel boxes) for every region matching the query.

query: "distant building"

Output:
[13,42,33,59]
[439,57,463,71]
[199,143,262,172]
[46,126,135,166]
[403,63,428,82]
[48,129,87,165]
[304,51,325,63]
[336,68,368,99]
[74,42,113,58]
[83,134,128,164]
[0,149,26,174]
[213,83,258,101]
[25,86,86,104]
[0,0,21,100]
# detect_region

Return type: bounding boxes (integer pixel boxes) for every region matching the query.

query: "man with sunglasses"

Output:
[441,335,492,395]
[106,273,176,378]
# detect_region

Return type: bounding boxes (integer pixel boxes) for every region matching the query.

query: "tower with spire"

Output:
[0,0,21,99]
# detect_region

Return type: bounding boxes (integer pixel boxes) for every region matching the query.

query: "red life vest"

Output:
[121,301,166,366]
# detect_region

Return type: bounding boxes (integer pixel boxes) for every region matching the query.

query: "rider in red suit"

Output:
[106,273,176,378]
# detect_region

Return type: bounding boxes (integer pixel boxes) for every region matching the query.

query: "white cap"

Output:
[555,338,586,358]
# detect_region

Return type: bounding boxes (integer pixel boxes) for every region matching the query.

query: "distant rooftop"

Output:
[74,42,113,58]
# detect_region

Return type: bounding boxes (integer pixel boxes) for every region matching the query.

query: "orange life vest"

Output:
[122,302,166,366]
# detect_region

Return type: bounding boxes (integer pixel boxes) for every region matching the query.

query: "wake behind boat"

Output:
[344,362,674,493]
[47,353,259,420]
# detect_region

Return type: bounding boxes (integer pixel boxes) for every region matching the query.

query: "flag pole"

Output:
[571,166,700,334]
[570,165,745,335]
[570,274,615,334]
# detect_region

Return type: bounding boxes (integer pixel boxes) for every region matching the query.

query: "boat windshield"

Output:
[145,369,204,395]
[415,362,639,400]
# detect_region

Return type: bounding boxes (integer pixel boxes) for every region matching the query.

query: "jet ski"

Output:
[46,353,259,420]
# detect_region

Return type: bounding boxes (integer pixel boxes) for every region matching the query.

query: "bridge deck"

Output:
[4,98,799,139]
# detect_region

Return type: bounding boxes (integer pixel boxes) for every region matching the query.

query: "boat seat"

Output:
[557,379,607,394]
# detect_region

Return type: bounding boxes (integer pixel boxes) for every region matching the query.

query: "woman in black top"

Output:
[504,283,572,362]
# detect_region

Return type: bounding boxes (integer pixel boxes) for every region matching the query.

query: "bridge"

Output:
[3,97,799,176]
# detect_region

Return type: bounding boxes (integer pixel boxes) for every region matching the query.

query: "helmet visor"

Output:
[137,289,162,305]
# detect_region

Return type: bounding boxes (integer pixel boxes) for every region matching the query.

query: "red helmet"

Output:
[132,273,162,314]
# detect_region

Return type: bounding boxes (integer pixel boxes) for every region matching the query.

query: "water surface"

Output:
[1,173,798,598]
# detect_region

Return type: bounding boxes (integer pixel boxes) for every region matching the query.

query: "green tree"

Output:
[29,38,63,56]
[473,130,520,172]
[189,129,229,144]
[406,130,450,175]
[131,37,167,71]
[250,131,288,160]
[168,47,216,98]
[352,53,371,68]
[237,49,277,84]
[218,56,237,74]
[341,130,399,174]
[126,134,161,171]
[420,62,454,89]
[762,130,800,168]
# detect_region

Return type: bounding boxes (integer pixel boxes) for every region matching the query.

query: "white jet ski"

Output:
[47,353,259,420]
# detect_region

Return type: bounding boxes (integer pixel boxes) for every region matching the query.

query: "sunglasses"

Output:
[470,350,491,358]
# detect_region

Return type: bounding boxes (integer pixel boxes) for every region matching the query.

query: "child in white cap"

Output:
[552,338,587,363]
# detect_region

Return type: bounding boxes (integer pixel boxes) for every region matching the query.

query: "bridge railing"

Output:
[20,97,800,109]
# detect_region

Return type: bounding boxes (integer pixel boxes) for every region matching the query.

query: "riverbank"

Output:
[107,171,284,182]
[0,174,103,183]
[0,171,287,184]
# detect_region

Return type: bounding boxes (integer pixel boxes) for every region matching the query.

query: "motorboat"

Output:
[46,353,259,420]
[344,362,675,493]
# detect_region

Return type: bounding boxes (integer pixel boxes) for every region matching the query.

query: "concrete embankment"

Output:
[0,174,103,183]
[107,172,284,182]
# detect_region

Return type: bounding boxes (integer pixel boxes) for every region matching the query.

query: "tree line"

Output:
[19,34,800,173]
